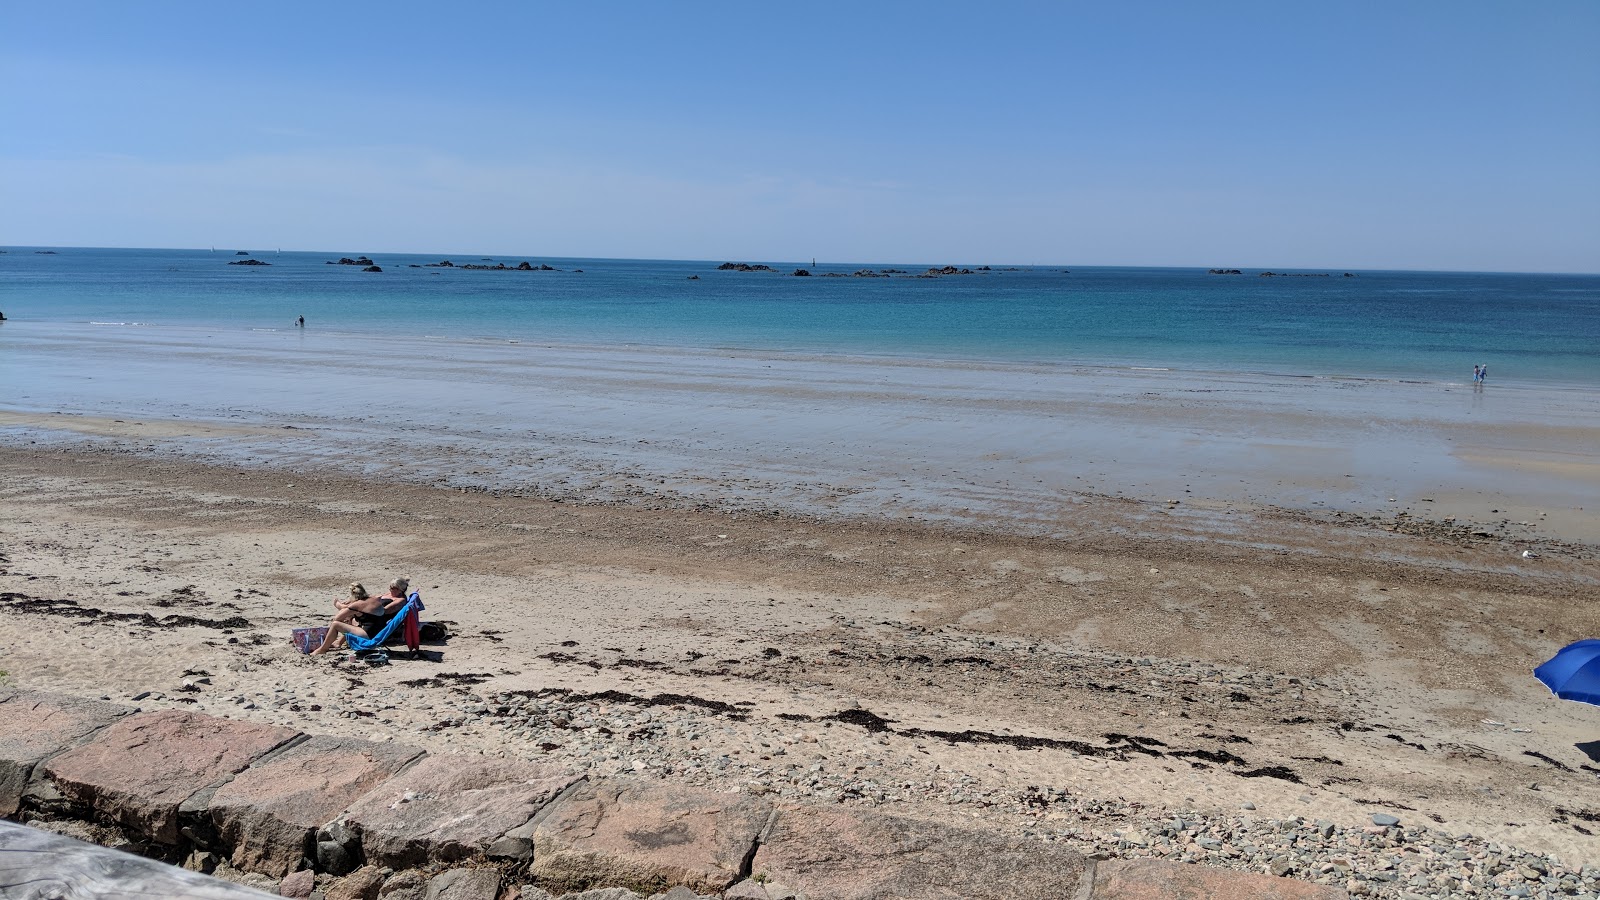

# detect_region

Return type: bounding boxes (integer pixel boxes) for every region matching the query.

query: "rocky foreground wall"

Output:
[0,688,1345,899]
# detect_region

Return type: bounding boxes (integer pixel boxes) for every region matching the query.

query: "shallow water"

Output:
[4,321,1597,542]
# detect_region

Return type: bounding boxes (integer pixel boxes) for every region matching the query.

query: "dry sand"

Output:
[2,439,1598,884]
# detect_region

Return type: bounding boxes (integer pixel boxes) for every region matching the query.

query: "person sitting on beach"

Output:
[311,578,409,655]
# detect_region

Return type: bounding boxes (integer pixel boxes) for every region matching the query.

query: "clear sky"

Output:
[3,2,1597,272]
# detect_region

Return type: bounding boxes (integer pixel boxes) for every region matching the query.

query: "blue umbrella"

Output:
[1535,639,1600,706]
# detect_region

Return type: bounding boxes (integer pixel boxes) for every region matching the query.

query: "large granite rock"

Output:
[0,819,278,899]
[529,779,772,895]
[424,867,502,900]
[42,710,299,844]
[208,735,424,876]
[342,755,579,869]
[1090,859,1349,899]
[0,689,129,816]
[751,806,1091,899]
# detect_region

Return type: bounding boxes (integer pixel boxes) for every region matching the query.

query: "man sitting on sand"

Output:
[311,576,411,655]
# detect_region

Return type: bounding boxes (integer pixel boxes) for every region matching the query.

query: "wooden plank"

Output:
[0,820,274,899]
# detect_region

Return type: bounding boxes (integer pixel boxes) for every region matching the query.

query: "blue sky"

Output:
[3,2,1597,271]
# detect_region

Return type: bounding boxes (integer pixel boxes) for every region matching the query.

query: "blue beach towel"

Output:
[346,592,423,654]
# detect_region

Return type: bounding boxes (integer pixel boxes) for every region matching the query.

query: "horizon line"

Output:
[2,243,1597,278]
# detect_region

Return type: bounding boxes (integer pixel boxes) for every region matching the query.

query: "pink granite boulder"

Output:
[278,868,315,898]
[42,710,299,844]
[208,734,424,876]
[424,868,502,900]
[752,805,1092,899]
[0,689,130,816]
[342,755,580,869]
[325,865,387,900]
[529,778,773,895]
[1090,859,1349,899]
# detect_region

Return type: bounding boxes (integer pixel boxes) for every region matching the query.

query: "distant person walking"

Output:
[1479,363,1487,383]
[1473,364,1481,383]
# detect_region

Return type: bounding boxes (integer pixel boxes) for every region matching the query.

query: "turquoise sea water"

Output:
[2,246,1597,386]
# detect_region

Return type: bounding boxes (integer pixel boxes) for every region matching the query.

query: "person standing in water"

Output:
[297,315,305,327]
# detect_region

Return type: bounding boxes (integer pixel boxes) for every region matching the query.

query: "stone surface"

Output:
[43,710,299,844]
[344,754,579,869]
[0,818,278,899]
[209,734,423,876]
[722,881,770,900]
[424,867,503,900]
[1090,859,1349,900]
[752,805,1090,899]
[0,688,129,816]
[380,869,427,899]
[327,865,389,900]
[530,778,772,896]
[279,868,315,898]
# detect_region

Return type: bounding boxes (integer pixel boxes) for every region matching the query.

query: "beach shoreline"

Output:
[6,321,1599,547]
[1,442,1598,890]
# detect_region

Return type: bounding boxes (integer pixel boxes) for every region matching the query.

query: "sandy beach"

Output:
[2,424,1598,893]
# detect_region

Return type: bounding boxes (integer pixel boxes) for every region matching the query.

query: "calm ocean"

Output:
[3,247,1597,386]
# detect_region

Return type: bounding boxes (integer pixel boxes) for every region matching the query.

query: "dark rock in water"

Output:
[687,275,700,280]
[1208,268,1243,275]
[330,256,374,266]
[425,260,455,267]
[539,264,555,271]
[228,259,272,266]
[791,268,811,277]
[717,262,775,272]
[35,250,58,254]
[362,265,382,272]
[236,251,250,256]
[923,265,974,276]
[516,261,534,270]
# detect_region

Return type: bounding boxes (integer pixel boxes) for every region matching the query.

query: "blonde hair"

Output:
[349,582,369,600]
[390,575,411,593]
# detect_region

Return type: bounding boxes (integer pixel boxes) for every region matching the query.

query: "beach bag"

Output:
[418,621,448,642]
[292,626,329,655]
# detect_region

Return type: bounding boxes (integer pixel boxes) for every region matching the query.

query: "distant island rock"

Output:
[422,260,557,271]
[791,268,811,276]
[820,269,890,278]
[717,263,776,272]
[687,275,700,280]
[35,250,57,255]
[1259,272,1330,277]
[1208,269,1243,275]
[236,251,250,256]
[362,265,382,272]
[228,259,271,266]
[328,256,376,266]
[920,266,976,277]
